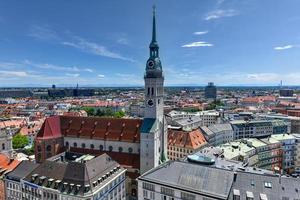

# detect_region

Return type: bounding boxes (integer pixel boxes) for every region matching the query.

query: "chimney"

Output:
[233,172,237,182]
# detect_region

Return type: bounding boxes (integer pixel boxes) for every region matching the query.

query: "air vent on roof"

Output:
[246,191,254,199]
[54,180,61,189]
[39,176,46,185]
[47,178,54,187]
[84,184,90,193]
[92,181,97,187]
[259,193,268,200]
[70,183,74,190]
[31,174,38,182]
[62,182,68,191]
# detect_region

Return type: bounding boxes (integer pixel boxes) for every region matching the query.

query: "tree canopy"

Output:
[12,134,29,149]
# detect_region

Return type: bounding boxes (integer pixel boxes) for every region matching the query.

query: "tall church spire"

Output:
[149,5,159,51]
[145,5,162,78]
[141,6,167,173]
[152,5,157,43]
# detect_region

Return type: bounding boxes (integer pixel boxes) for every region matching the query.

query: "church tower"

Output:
[140,6,167,174]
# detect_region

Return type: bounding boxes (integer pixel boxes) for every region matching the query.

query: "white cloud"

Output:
[28,25,59,40]
[274,45,294,50]
[62,37,135,62]
[65,73,80,77]
[98,74,105,78]
[204,9,239,20]
[0,61,22,69]
[182,41,213,48]
[117,38,129,45]
[193,31,209,35]
[0,70,29,77]
[23,60,95,73]
[84,68,93,72]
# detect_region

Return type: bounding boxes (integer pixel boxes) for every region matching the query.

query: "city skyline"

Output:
[0,0,300,87]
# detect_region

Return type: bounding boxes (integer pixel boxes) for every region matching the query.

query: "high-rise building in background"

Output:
[205,82,217,100]
[280,89,294,97]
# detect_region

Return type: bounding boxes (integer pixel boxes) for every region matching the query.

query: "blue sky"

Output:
[0,0,300,87]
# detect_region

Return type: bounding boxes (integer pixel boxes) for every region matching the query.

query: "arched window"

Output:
[99,145,103,151]
[128,147,133,153]
[73,142,77,147]
[118,147,123,152]
[109,146,113,152]
[90,144,94,149]
[2,143,5,150]
[46,145,51,151]
[131,188,137,197]
[37,146,42,152]
[147,88,150,95]
[151,87,154,95]
[65,142,69,147]
[81,143,86,148]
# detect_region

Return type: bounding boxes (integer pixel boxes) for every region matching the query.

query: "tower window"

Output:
[73,142,77,147]
[46,145,51,151]
[119,147,123,152]
[148,88,150,95]
[151,88,154,95]
[109,146,113,152]
[158,99,160,104]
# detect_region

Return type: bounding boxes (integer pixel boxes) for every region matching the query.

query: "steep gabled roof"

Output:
[168,129,207,149]
[36,116,62,139]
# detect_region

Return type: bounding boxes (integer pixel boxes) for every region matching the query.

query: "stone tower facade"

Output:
[140,6,168,174]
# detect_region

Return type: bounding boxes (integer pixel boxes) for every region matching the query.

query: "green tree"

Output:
[114,111,125,118]
[82,107,95,116]
[12,134,29,149]
[104,108,114,117]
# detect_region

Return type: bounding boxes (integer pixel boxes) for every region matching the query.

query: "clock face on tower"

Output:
[147,60,154,69]
[147,99,154,107]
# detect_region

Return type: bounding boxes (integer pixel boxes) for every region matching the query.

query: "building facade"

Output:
[200,123,233,146]
[204,82,217,100]
[167,129,207,160]
[21,153,126,200]
[5,161,39,200]
[231,120,273,139]
[271,134,296,174]
[138,159,300,200]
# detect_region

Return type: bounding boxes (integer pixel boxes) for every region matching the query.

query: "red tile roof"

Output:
[37,116,143,142]
[0,154,20,173]
[168,129,207,149]
[36,116,62,139]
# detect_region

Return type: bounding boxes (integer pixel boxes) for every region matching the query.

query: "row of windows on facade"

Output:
[14,175,126,200]
[168,146,193,153]
[142,182,196,200]
[37,145,52,152]
[66,142,136,153]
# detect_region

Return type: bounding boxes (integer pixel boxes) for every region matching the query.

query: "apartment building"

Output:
[167,129,207,160]
[200,123,234,146]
